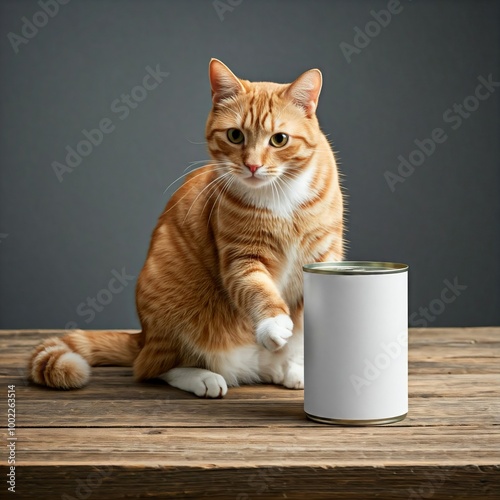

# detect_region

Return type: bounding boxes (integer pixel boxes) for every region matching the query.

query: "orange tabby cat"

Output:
[28,59,344,397]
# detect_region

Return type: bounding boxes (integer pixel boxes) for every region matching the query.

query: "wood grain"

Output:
[10,397,500,427]
[11,465,500,500]
[6,426,500,466]
[0,327,498,499]
[1,373,498,399]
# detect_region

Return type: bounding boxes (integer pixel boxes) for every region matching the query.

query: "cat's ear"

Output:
[209,59,245,104]
[285,69,323,117]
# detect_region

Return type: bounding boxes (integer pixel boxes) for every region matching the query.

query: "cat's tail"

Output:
[27,330,141,389]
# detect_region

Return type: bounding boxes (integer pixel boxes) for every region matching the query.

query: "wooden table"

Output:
[1,328,499,499]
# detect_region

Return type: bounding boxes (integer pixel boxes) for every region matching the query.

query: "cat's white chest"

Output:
[234,163,316,219]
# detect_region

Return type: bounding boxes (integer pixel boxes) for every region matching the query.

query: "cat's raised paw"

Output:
[256,314,293,352]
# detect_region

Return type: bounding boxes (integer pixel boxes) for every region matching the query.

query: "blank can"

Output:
[303,261,409,425]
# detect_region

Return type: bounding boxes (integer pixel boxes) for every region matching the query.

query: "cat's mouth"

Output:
[241,175,271,188]
[236,166,275,188]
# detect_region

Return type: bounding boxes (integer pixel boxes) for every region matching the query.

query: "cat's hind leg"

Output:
[159,367,228,398]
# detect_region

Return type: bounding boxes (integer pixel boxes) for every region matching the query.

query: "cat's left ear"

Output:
[285,69,323,118]
[209,58,245,105]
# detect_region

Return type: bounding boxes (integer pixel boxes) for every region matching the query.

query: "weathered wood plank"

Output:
[1,328,499,498]
[6,427,500,466]
[408,374,500,398]
[407,360,500,374]
[10,397,499,428]
[4,465,498,500]
[1,373,497,400]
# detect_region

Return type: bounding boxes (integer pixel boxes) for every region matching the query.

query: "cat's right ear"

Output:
[285,69,323,118]
[209,59,245,104]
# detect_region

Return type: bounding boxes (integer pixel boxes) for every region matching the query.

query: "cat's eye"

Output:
[269,133,289,148]
[227,128,244,144]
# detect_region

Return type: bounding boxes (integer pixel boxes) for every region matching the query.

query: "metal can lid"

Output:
[303,261,409,275]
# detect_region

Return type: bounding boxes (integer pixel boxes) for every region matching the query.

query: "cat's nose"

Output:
[245,163,261,174]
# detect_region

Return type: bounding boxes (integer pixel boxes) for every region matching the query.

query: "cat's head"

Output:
[206,59,323,191]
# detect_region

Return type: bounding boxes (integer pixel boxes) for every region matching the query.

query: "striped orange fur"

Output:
[28,59,344,397]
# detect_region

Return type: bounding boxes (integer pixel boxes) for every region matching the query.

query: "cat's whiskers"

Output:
[184,159,229,173]
[272,176,289,204]
[279,173,307,197]
[163,166,230,215]
[164,164,228,195]
[201,172,235,219]
[269,175,278,209]
[207,184,225,228]
[186,139,208,145]
[278,168,319,203]
[281,171,302,182]
[276,175,294,197]
[260,174,278,203]
[183,171,232,225]
[211,174,236,227]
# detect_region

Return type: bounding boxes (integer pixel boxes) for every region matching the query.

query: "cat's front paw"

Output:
[283,364,304,389]
[194,372,228,398]
[256,314,293,351]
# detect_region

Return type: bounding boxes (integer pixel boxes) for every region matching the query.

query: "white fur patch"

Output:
[160,367,228,398]
[160,324,305,395]
[283,362,304,389]
[255,314,293,351]
[56,352,91,388]
[206,345,262,387]
[233,162,316,218]
[205,320,304,389]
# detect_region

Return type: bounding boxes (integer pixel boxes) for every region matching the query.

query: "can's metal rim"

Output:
[303,261,409,275]
[305,412,407,426]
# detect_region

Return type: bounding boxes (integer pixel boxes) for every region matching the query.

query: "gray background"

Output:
[0,0,498,329]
